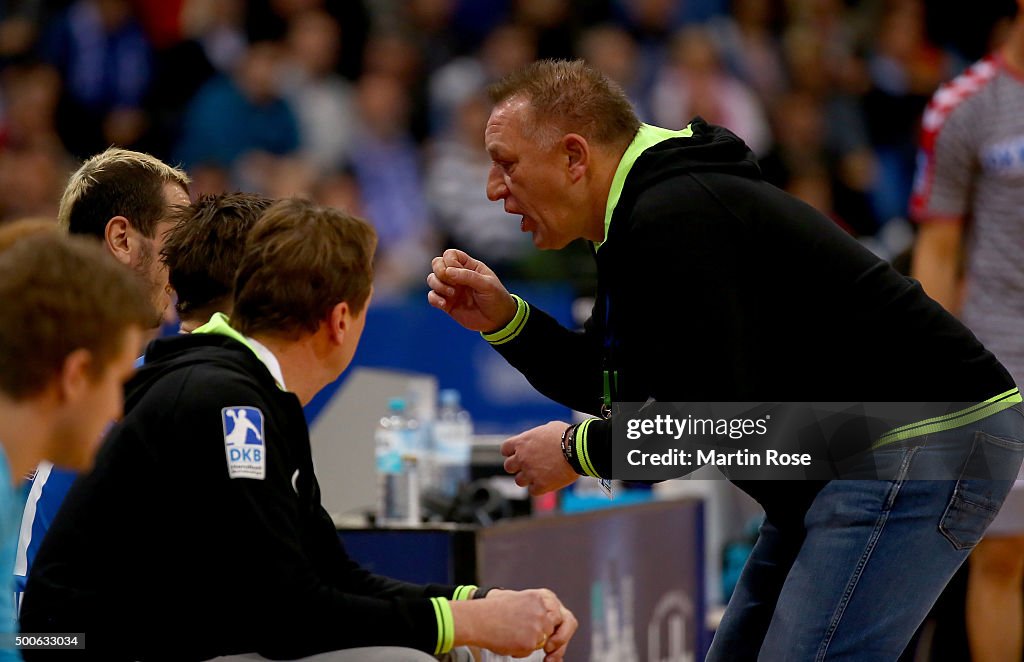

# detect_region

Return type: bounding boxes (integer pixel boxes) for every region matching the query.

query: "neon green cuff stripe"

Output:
[430,598,442,655]
[481,295,529,345]
[576,419,600,478]
[575,419,593,477]
[452,585,478,601]
[430,597,454,654]
[874,388,1022,449]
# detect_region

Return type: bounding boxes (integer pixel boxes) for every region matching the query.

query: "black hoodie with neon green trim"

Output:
[21,331,470,661]
[485,119,1016,512]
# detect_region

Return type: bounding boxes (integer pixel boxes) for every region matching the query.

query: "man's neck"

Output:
[587,141,631,242]
[1001,17,1024,73]
[248,333,329,406]
[0,398,48,484]
[181,303,231,334]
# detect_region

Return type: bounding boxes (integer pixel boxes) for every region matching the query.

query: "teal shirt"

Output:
[0,448,23,660]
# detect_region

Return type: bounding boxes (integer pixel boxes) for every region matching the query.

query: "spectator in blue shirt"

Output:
[41,0,153,157]
[176,41,300,176]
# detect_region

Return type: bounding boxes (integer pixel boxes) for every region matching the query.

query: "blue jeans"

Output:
[708,404,1024,661]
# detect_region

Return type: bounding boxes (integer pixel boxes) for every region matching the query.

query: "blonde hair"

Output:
[59,148,191,239]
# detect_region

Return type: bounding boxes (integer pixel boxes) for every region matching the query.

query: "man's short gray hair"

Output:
[488,59,641,149]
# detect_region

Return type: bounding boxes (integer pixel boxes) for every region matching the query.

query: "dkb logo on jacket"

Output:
[221,406,266,480]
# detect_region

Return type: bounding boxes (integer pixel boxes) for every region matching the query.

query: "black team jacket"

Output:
[483,118,1017,516]
[21,327,470,661]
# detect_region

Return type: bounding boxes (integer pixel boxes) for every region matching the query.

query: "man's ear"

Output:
[562,133,590,183]
[328,301,351,345]
[58,348,93,405]
[104,216,133,266]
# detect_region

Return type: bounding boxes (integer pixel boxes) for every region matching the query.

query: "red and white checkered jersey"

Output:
[912,54,1024,385]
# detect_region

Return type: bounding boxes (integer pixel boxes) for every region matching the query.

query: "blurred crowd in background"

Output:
[0,0,1018,297]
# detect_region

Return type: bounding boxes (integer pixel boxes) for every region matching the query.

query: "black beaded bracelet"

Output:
[561,423,587,475]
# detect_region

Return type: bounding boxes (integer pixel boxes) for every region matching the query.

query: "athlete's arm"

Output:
[911,220,964,315]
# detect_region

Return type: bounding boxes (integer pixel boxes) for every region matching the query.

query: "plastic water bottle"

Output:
[375,398,421,525]
[432,389,473,498]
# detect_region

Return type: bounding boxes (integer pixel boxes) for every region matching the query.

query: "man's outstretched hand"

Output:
[427,249,518,333]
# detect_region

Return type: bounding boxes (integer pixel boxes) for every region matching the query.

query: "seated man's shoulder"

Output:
[127,341,278,439]
[113,353,282,478]
[145,363,270,419]
[139,336,267,396]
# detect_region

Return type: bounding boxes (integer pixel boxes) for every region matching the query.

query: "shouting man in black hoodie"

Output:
[427,60,1024,661]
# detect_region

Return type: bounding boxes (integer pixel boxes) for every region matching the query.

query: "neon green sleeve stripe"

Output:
[873,388,1022,449]
[452,585,478,601]
[576,418,600,478]
[481,295,529,346]
[430,597,454,654]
